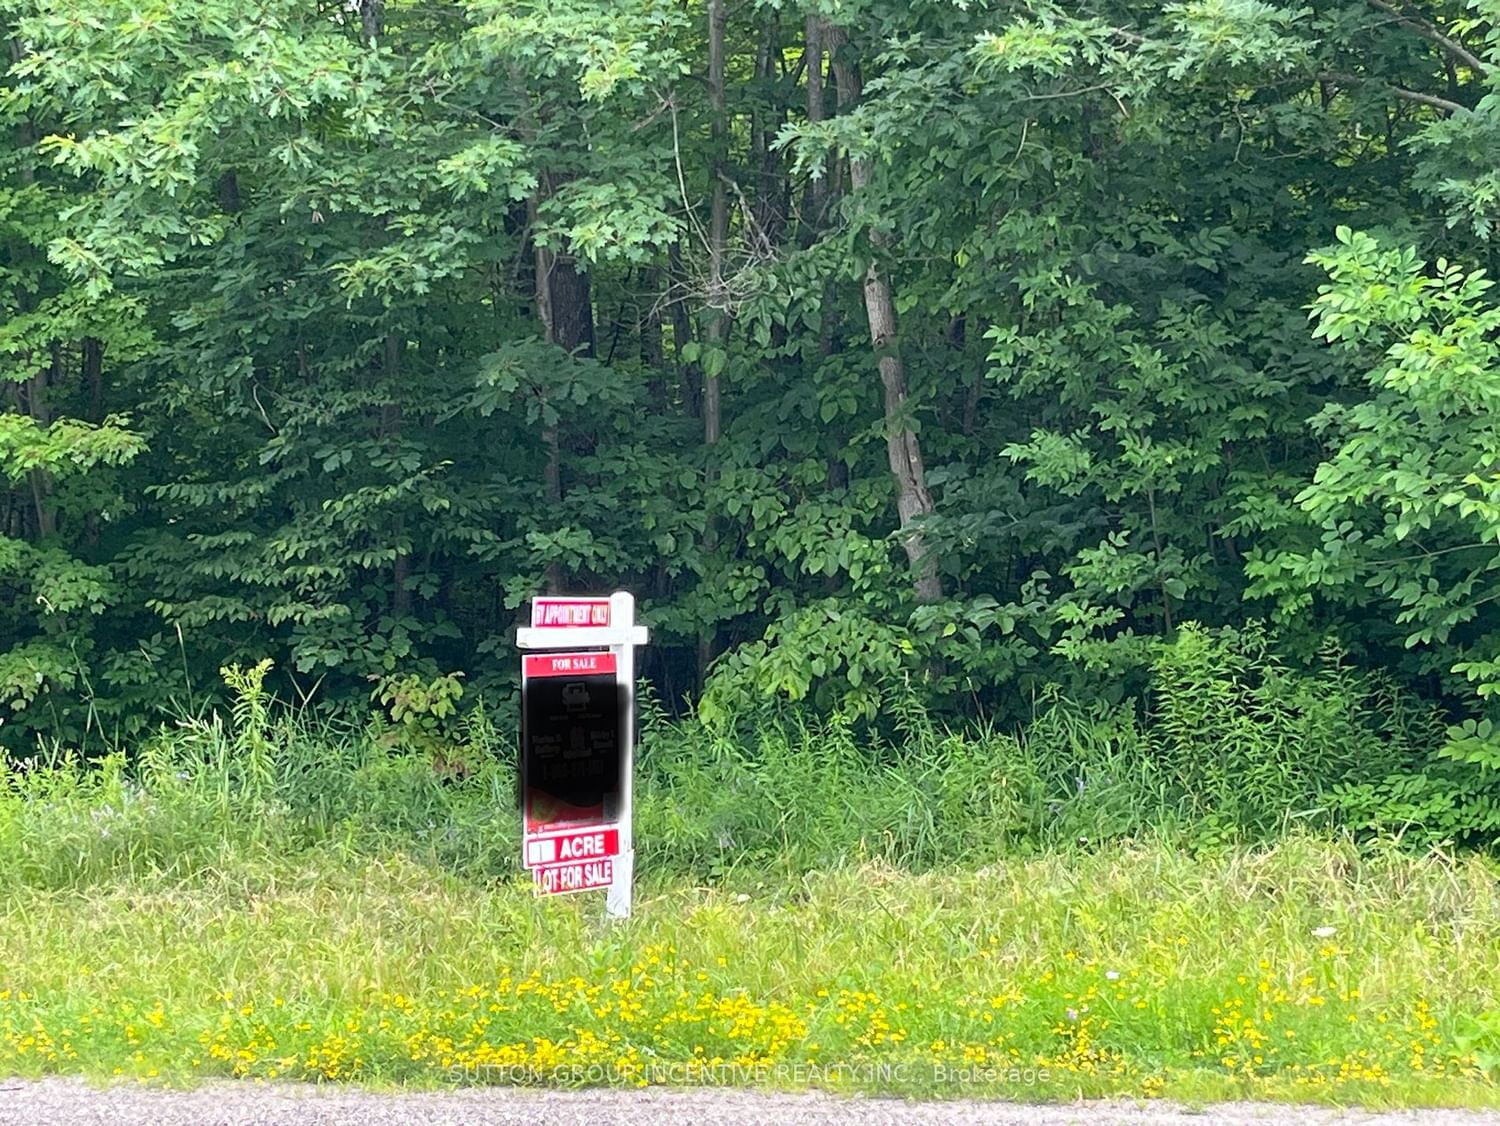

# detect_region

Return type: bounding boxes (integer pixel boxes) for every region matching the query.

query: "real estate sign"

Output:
[516,593,647,917]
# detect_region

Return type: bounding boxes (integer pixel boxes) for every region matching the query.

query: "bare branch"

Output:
[1365,0,1487,77]
[1019,83,1115,102]
[1319,71,1468,115]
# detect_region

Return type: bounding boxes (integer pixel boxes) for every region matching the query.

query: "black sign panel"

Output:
[521,662,625,829]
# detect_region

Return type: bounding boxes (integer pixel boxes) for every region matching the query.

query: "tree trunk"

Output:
[25,348,57,540]
[548,243,595,359]
[750,17,785,253]
[84,338,105,551]
[668,241,701,419]
[218,169,241,214]
[84,338,104,423]
[704,0,729,452]
[358,0,383,43]
[827,25,942,604]
[382,333,411,618]
[698,0,732,686]
[530,191,565,595]
[803,20,841,497]
[7,43,40,541]
[530,177,594,595]
[640,264,667,412]
[801,17,825,244]
[7,37,34,186]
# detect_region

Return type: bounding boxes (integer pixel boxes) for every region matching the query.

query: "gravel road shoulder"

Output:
[0,1079,1497,1126]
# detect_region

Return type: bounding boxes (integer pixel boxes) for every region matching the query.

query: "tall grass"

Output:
[1,635,1498,1104]
[0,622,1475,895]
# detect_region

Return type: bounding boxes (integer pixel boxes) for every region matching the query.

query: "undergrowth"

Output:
[1,630,1498,1104]
[0,624,1492,896]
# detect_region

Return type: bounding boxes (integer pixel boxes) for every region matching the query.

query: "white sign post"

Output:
[517,591,647,919]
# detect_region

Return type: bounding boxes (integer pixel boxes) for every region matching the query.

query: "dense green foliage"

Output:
[2,0,1499,820]
[0,638,1487,890]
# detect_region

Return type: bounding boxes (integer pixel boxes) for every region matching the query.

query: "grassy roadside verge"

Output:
[2,837,1498,1107]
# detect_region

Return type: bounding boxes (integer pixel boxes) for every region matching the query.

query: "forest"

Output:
[2,0,1499,830]
[9,3,1500,1107]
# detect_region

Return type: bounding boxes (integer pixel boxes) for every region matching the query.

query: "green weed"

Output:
[0,840,1497,1105]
